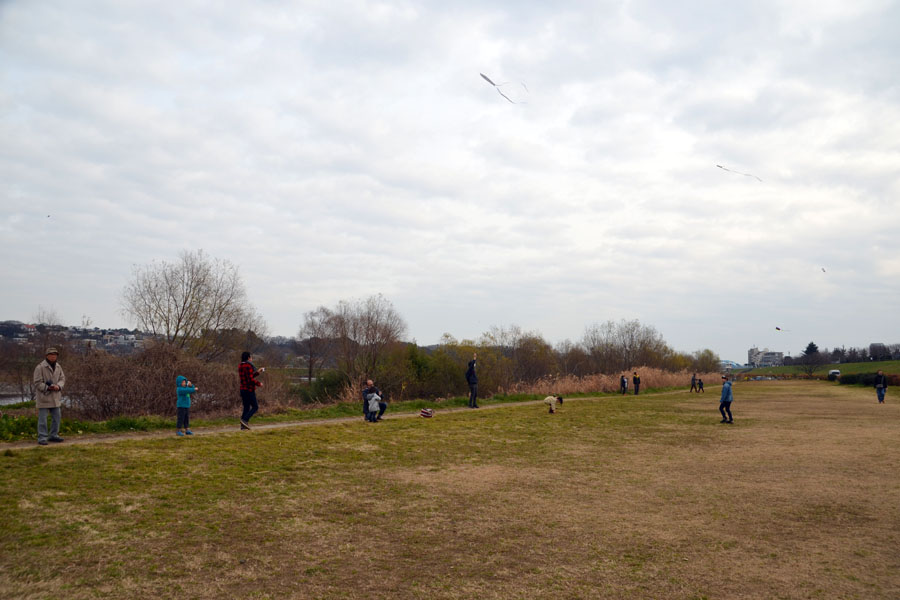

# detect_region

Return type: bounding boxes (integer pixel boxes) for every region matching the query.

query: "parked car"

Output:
[827,369,841,381]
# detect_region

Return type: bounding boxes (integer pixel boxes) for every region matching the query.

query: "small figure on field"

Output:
[238,351,264,430]
[175,375,197,436]
[719,375,733,423]
[697,378,704,393]
[362,379,387,422]
[874,370,888,404]
[690,373,698,393]
[466,352,479,408]
[620,374,628,395]
[544,395,562,413]
[632,372,641,395]
[33,347,65,446]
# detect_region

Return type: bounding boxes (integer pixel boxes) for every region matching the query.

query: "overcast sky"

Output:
[2,0,898,362]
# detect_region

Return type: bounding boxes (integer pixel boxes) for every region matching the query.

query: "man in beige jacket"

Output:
[33,348,66,445]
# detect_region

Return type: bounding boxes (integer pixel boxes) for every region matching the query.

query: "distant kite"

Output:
[717,164,762,182]
[775,326,791,332]
[480,73,528,104]
[821,267,826,273]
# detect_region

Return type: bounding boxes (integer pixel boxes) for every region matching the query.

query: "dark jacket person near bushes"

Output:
[874,370,888,404]
[465,353,479,408]
[238,352,263,430]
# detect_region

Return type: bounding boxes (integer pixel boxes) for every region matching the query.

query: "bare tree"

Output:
[555,339,588,377]
[582,321,617,373]
[33,305,63,326]
[797,351,827,377]
[692,349,721,373]
[298,306,334,383]
[325,294,407,384]
[121,249,266,361]
[581,319,671,373]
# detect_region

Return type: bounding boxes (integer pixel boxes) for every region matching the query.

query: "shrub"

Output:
[838,373,899,386]
[63,343,288,419]
[295,370,350,404]
[497,368,722,396]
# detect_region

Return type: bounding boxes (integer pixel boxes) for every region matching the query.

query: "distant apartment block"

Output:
[748,347,784,367]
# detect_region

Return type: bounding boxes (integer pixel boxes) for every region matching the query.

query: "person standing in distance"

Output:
[33,348,66,445]
[238,351,264,430]
[632,371,641,395]
[690,373,698,393]
[465,352,479,408]
[719,375,734,423]
[620,374,628,395]
[874,370,888,404]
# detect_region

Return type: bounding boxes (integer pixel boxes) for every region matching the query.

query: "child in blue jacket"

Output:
[176,375,197,436]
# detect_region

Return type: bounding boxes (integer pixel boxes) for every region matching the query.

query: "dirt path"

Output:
[5,394,619,450]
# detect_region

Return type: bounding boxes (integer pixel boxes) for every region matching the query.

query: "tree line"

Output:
[3,250,722,416]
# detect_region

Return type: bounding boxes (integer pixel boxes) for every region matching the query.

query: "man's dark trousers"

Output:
[240,390,258,423]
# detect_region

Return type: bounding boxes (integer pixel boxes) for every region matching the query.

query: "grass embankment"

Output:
[744,359,900,377]
[2,381,898,599]
[0,388,676,443]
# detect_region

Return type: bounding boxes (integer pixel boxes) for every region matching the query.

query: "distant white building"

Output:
[748,347,784,367]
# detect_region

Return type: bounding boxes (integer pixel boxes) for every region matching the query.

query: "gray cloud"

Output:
[2,0,898,362]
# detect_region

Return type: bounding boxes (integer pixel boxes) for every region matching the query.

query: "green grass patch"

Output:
[0,400,35,409]
[744,359,900,377]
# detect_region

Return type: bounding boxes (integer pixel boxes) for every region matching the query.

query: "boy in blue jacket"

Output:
[176,375,197,436]
[719,375,733,423]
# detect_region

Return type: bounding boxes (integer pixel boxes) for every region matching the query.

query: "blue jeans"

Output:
[240,390,258,422]
[468,383,478,407]
[877,387,886,403]
[719,401,733,421]
[37,407,61,442]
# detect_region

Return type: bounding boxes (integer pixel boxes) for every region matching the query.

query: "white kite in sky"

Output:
[716,164,762,182]
[480,73,528,104]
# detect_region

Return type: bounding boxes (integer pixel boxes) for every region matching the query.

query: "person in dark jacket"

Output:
[620,374,628,394]
[465,353,479,408]
[690,373,698,393]
[874,370,888,404]
[632,372,641,395]
[238,351,264,430]
[362,379,387,422]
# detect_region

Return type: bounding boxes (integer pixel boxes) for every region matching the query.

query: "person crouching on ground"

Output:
[362,379,387,422]
[176,375,197,436]
[719,375,733,423]
[33,348,66,446]
[238,351,264,430]
[544,395,562,413]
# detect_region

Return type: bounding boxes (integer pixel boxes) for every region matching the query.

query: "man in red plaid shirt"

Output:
[239,351,264,430]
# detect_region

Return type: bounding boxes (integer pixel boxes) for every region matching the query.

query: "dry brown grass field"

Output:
[1,380,898,599]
